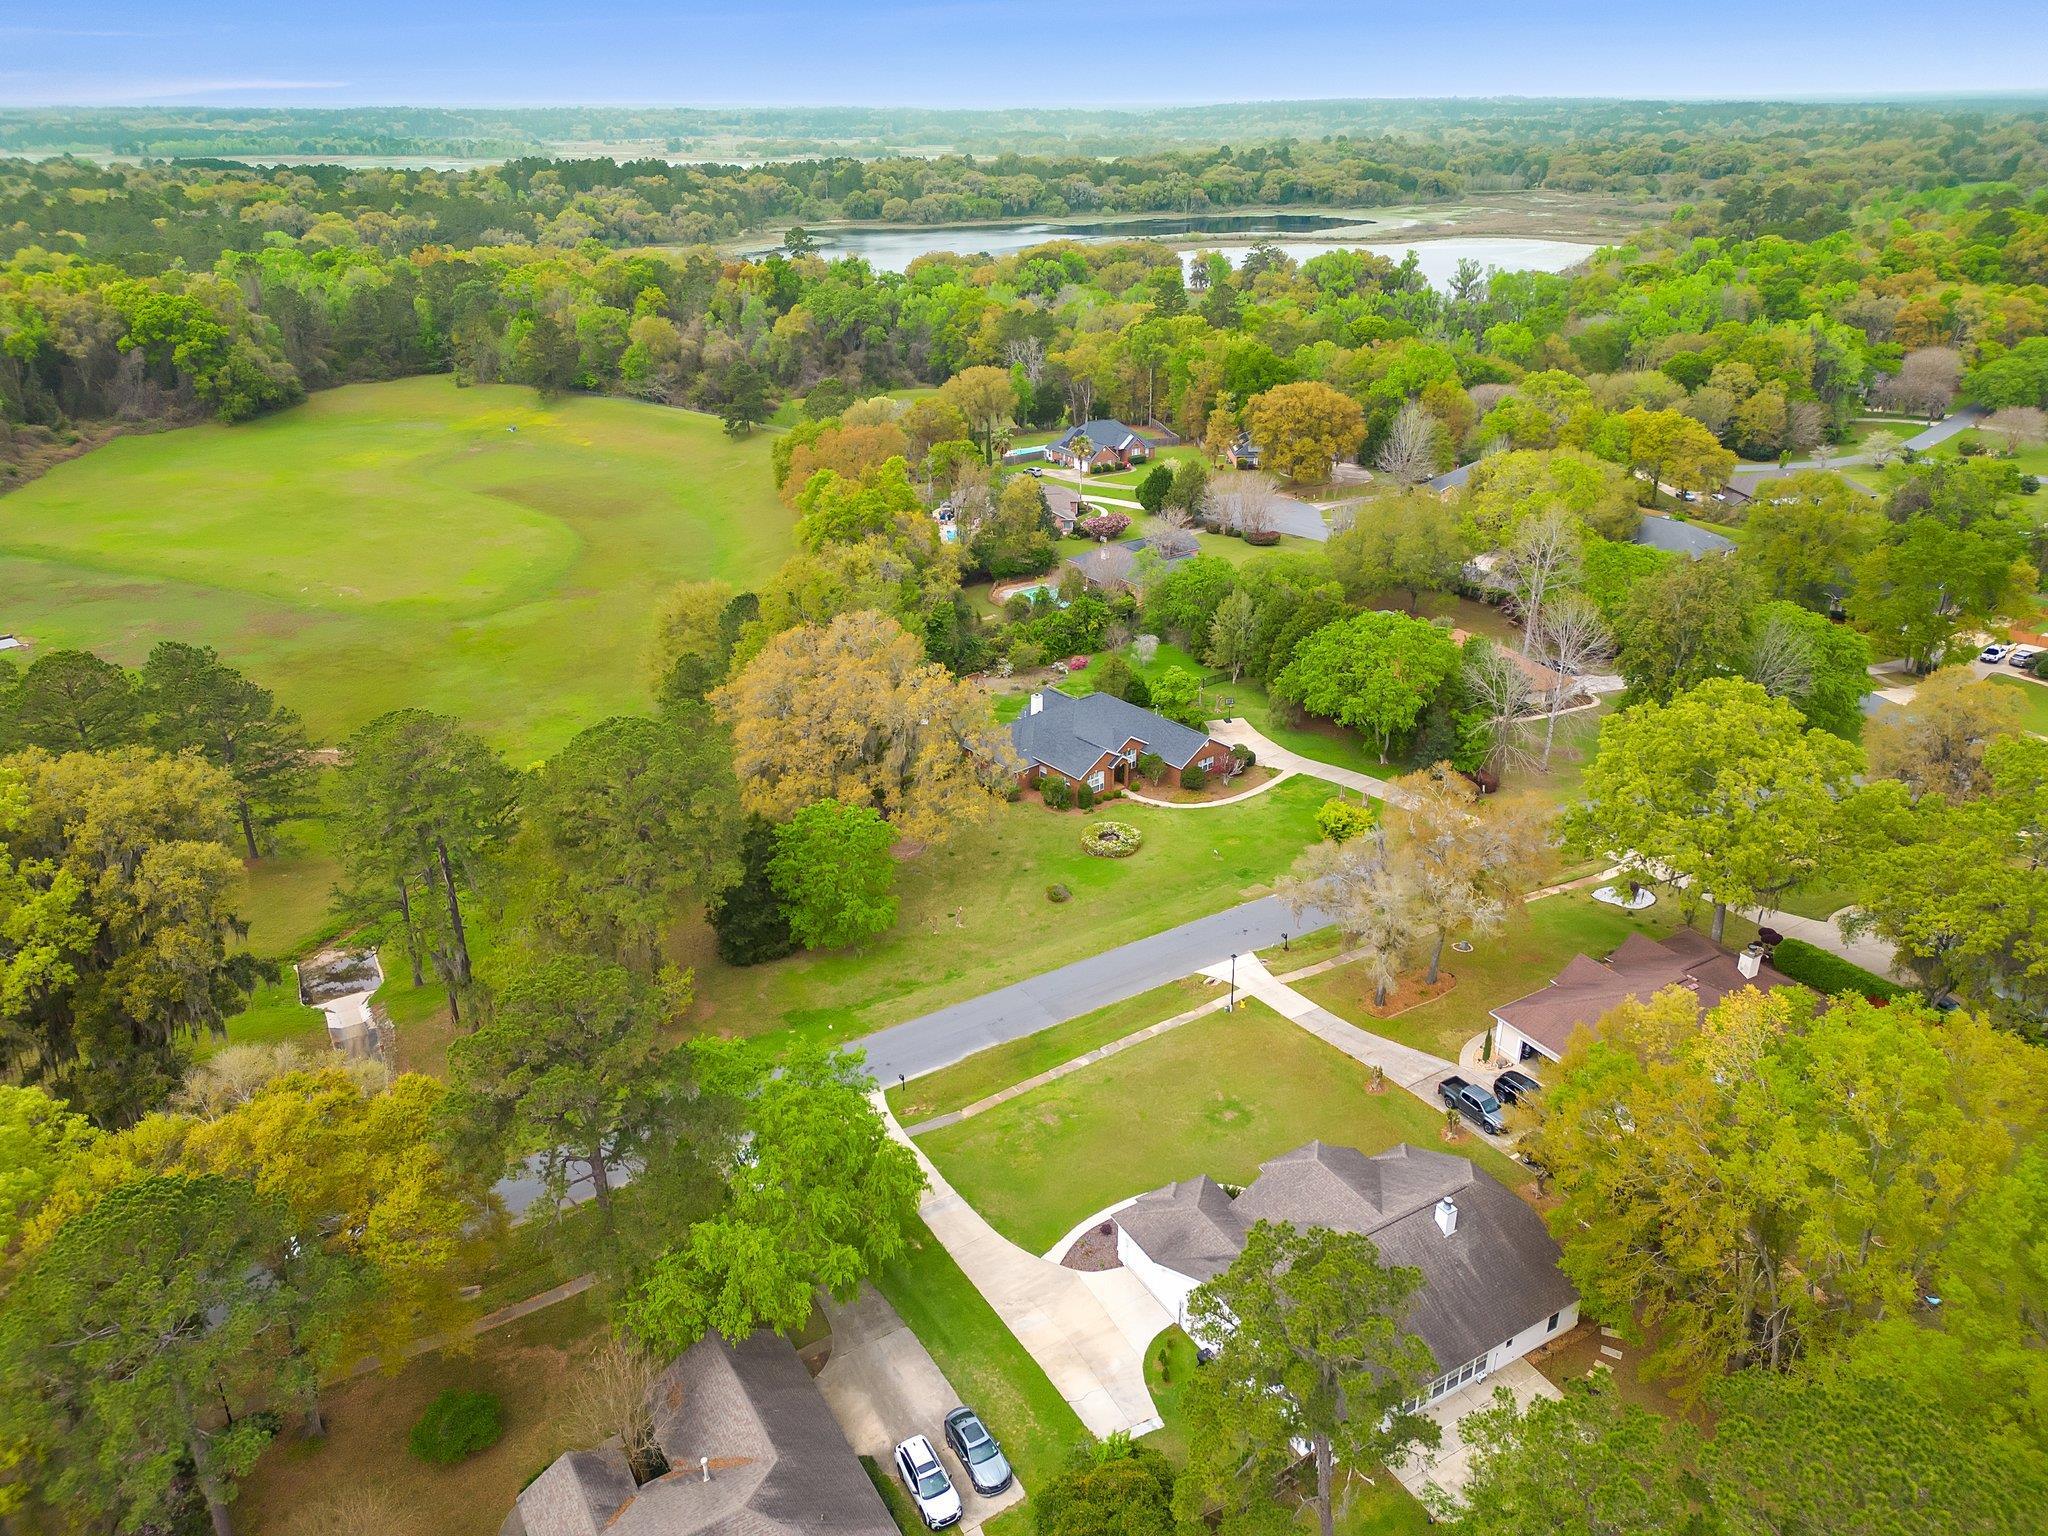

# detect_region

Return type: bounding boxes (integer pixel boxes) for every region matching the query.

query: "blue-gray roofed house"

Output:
[1048,419,1152,472]
[1009,687,1232,793]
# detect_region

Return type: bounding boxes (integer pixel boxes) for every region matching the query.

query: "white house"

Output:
[1112,1141,1579,1407]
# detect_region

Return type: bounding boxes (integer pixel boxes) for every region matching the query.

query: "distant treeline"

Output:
[5,100,2048,273]
[6,97,2048,167]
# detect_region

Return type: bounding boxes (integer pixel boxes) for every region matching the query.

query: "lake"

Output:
[754,214,1594,287]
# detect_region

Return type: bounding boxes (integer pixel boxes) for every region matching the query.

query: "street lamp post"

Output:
[1229,952,1238,1012]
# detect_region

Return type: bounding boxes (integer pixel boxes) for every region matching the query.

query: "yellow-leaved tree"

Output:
[713,609,1017,846]
[1244,380,1367,483]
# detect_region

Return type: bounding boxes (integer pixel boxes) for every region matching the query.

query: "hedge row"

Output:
[1770,937,1906,1002]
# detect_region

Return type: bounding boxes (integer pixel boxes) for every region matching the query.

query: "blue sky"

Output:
[6,1,2048,108]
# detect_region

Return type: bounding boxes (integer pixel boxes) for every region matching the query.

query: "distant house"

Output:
[1230,430,1263,470]
[1064,535,1190,592]
[1047,419,1151,473]
[1633,513,1736,558]
[1113,1141,1579,1407]
[1009,686,1231,794]
[503,1330,894,1536]
[1425,462,1474,496]
[1042,482,1087,536]
[1489,928,1796,1068]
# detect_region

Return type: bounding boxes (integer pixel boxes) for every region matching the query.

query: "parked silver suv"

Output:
[893,1435,962,1529]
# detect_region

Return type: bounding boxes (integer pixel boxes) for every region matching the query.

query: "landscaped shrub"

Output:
[1047,883,1072,903]
[1080,820,1144,858]
[1041,777,1072,810]
[1076,781,1096,810]
[1180,763,1208,792]
[409,1389,504,1465]
[1077,511,1131,541]
[1769,937,1906,1001]
[1244,529,1282,546]
[1315,797,1380,842]
[1136,752,1167,784]
[2032,650,2048,680]
[1229,743,1256,772]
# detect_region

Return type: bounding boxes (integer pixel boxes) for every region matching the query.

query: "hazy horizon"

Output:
[8,1,2048,110]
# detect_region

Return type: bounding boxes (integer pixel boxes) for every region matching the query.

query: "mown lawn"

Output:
[915,1002,1530,1257]
[1294,890,1688,1063]
[876,1216,1089,1495]
[886,975,1216,1126]
[0,376,795,757]
[680,776,1326,1049]
[1987,674,2048,736]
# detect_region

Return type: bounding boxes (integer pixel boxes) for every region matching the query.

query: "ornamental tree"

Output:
[1244,380,1367,483]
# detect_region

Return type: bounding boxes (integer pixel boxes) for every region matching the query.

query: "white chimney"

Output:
[700,1456,710,1483]
[1028,692,1044,716]
[1434,1197,1458,1237]
[1739,944,1763,980]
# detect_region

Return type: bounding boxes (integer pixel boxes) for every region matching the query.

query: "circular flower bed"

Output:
[1080,820,1144,858]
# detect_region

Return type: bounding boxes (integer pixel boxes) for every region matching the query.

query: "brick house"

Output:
[1047,419,1152,473]
[1008,687,1231,794]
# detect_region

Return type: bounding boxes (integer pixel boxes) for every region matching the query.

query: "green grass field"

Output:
[914,1001,1530,1256]
[1987,674,2048,736]
[0,377,796,757]
[680,776,1326,1049]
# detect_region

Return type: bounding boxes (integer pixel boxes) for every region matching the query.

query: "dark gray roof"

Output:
[1633,513,1735,557]
[507,1331,894,1536]
[1115,1141,1575,1373]
[1009,686,1213,778]
[1052,419,1146,453]
[1064,535,1190,589]
[1425,462,1473,492]
[1115,1176,1247,1281]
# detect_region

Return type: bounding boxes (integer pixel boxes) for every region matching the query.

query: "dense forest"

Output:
[5,96,2048,166]
[5,118,2048,482]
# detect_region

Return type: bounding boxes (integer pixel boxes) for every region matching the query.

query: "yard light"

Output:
[1229,952,1238,1012]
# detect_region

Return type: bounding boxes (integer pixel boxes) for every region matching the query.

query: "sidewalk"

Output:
[1203,954,1455,1100]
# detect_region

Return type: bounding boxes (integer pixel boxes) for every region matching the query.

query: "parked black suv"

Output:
[1437,1075,1507,1136]
[1492,1068,1542,1106]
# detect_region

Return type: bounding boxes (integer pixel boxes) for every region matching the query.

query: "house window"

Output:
[1086,771,1105,790]
[1548,1312,1561,1332]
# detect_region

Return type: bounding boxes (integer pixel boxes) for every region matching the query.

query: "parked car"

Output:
[2011,646,2042,670]
[943,1406,1014,1496]
[1026,466,1043,477]
[1492,1068,1542,1106]
[894,1436,962,1529]
[1437,1075,1507,1136]
[1981,643,2013,664]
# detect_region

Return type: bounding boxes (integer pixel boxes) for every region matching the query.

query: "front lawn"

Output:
[915,1001,1530,1257]
[886,975,1216,1126]
[1294,891,1685,1062]
[1987,674,2048,736]
[680,776,1326,1050]
[876,1216,1089,1495]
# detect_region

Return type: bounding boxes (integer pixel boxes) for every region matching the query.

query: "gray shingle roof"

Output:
[1052,419,1145,454]
[1114,1142,1575,1373]
[506,1331,895,1536]
[1009,687,1213,779]
[1633,513,1735,557]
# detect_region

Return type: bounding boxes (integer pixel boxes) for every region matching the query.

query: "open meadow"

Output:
[0,376,795,758]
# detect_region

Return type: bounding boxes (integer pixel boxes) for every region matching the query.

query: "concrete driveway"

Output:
[882,1099,1172,1439]
[1390,1356,1558,1510]
[815,1284,1025,1531]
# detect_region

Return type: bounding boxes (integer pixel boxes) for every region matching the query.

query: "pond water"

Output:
[755,215,1594,288]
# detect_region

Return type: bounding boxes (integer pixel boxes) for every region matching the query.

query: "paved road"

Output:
[1732,407,1983,479]
[855,895,1325,1085]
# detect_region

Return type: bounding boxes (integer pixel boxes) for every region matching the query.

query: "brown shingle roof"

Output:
[1491,930,1797,1059]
